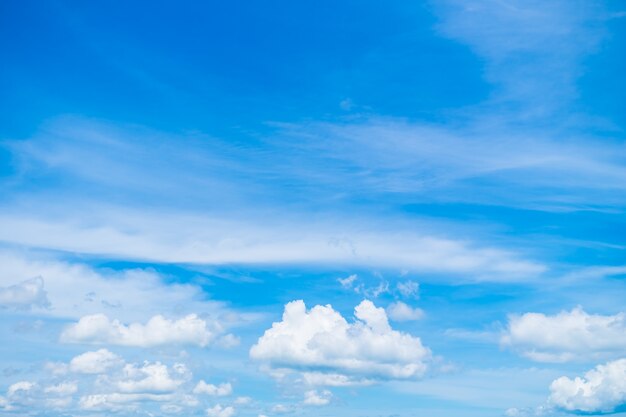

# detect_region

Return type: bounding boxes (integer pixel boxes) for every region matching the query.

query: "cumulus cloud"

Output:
[206,404,236,417]
[69,349,122,374]
[386,301,424,322]
[501,307,626,362]
[250,299,431,383]
[193,381,233,396]
[7,381,35,397]
[303,389,332,406]
[4,349,227,415]
[61,313,224,347]
[0,277,50,310]
[117,362,186,393]
[549,358,626,413]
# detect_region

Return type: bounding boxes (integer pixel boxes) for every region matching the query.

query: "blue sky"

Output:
[1,1,626,416]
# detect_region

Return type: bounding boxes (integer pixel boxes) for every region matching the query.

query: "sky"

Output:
[1,1,626,416]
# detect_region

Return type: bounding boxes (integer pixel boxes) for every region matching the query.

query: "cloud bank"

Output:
[250,299,431,383]
[502,307,626,362]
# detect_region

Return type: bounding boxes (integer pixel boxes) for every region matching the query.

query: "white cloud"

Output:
[61,313,222,347]
[69,349,122,374]
[44,382,78,396]
[303,389,332,406]
[396,280,419,299]
[0,207,545,283]
[234,396,251,405]
[193,381,232,396]
[0,277,49,310]
[250,299,431,383]
[46,397,72,409]
[7,381,35,397]
[502,307,626,362]
[0,250,237,323]
[271,404,292,413]
[549,358,626,413]
[302,372,373,387]
[117,361,185,393]
[206,404,236,417]
[337,274,357,289]
[386,302,424,322]
[79,392,172,411]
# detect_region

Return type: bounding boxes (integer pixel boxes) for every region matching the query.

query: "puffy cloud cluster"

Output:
[501,307,626,362]
[206,404,236,417]
[0,277,50,310]
[303,389,332,406]
[2,349,240,415]
[549,358,626,413]
[386,301,424,322]
[70,348,122,374]
[193,381,233,396]
[250,300,431,383]
[116,362,188,393]
[61,313,228,347]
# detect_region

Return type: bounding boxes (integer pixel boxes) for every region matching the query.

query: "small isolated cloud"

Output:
[0,277,50,310]
[70,349,122,374]
[337,274,357,289]
[501,307,626,362]
[61,313,225,347]
[193,381,232,396]
[386,302,424,322]
[206,404,235,417]
[234,396,251,405]
[303,389,332,406]
[271,404,292,413]
[396,280,419,299]
[549,358,626,414]
[250,299,431,384]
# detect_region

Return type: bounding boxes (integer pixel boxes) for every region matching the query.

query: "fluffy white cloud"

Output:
[117,362,186,393]
[502,307,626,362]
[386,301,424,322]
[0,277,49,310]
[69,349,122,374]
[250,300,431,382]
[206,404,236,417]
[7,381,35,397]
[61,313,223,347]
[193,381,232,396]
[549,358,626,413]
[303,389,332,406]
